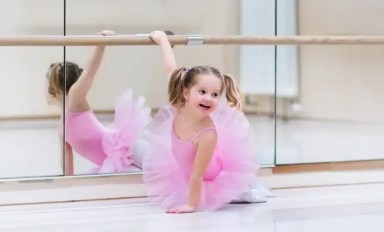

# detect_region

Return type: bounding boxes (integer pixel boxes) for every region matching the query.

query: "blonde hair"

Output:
[168,66,242,110]
[46,62,83,98]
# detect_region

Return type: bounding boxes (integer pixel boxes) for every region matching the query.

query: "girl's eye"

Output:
[212,93,219,98]
[199,90,206,94]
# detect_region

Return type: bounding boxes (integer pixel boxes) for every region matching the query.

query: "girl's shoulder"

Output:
[191,120,217,144]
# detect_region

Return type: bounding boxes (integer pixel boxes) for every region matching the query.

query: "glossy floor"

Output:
[1,183,383,231]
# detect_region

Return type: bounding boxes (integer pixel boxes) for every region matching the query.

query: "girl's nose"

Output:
[204,95,213,101]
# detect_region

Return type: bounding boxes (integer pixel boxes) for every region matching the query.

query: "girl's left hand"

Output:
[166,204,196,214]
[150,31,168,44]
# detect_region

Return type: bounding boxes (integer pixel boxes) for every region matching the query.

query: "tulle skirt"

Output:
[95,89,152,173]
[142,101,260,211]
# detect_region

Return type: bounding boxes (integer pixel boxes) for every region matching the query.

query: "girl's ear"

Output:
[183,88,190,101]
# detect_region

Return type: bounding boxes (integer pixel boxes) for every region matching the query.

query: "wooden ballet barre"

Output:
[2,35,384,46]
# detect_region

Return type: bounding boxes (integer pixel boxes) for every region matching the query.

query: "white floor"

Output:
[1,183,383,231]
[1,115,384,178]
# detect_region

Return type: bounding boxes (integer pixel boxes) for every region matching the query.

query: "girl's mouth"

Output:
[199,103,211,110]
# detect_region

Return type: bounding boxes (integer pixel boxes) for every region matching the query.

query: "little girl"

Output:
[45,30,151,175]
[141,31,269,213]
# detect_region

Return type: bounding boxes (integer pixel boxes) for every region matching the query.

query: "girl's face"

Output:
[183,73,222,117]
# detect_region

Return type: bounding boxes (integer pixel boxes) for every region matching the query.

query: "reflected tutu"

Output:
[66,89,152,174]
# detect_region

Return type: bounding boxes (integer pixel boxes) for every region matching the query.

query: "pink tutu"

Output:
[66,89,152,174]
[142,100,258,211]
[98,89,152,173]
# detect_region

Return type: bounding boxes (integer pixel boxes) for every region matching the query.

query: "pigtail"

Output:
[57,63,66,94]
[47,63,63,97]
[168,67,187,107]
[223,74,242,110]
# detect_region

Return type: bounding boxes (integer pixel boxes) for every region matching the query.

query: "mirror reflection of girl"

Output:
[141,31,272,213]
[45,30,151,175]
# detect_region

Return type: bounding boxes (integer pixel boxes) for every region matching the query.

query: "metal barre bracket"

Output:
[187,35,204,45]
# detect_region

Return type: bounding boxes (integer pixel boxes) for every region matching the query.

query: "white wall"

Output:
[240,0,299,98]
[297,0,384,122]
[2,0,384,123]
[0,0,240,118]
[0,0,63,117]
[241,0,384,123]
